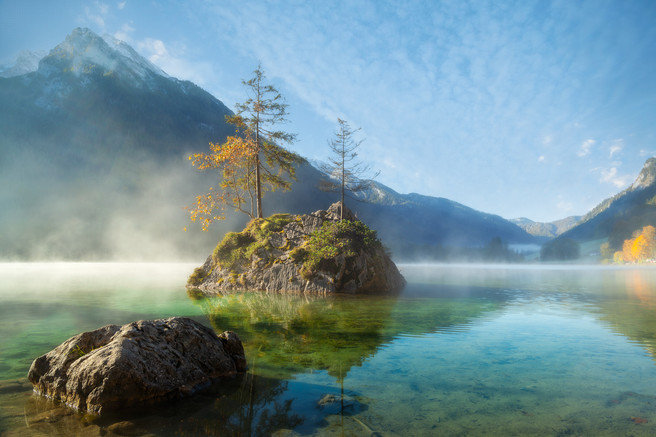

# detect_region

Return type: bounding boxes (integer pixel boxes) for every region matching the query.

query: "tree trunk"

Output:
[255,77,263,219]
[255,152,263,218]
[255,124,263,219]
[340,139,345,220]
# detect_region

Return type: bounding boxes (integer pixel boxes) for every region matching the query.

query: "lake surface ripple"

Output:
[1,263,656,436]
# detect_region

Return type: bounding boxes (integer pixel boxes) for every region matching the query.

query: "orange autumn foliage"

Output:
[187,129,258,231]
[615,225,656,263]
[186,67,302,230]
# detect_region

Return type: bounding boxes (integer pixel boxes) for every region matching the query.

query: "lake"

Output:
[2,263,656,436]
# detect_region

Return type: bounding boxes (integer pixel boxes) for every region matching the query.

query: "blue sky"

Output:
[1,0,655,222]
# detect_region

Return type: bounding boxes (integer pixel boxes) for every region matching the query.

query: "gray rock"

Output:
[189,202,406,294]
[317,393,367,415]
[28,317,246,415]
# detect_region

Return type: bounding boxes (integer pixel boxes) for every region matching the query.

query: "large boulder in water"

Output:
[188,202,406,294]
[28,317,246,415]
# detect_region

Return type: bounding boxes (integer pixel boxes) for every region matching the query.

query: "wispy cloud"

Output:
[113,22,134,42]
[202,2,572,173]
[135,38,213,88]
[186,0,656,221]
[84,2,108,29]
[578,139,595,157]
[609,139,623,158]
[599,166,631,188]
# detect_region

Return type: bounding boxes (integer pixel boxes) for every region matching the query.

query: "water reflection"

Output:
[623,268,656,307]
[10,373,303,437]
[592,269,656,361]
[3,264,656,436]
[190,285,503,382]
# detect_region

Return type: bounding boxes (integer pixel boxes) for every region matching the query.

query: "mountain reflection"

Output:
[592,268,656,361]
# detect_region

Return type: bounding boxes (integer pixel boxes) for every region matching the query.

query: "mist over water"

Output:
[0,152,250,262]
[0,141,540,263]
[0,262,195,294]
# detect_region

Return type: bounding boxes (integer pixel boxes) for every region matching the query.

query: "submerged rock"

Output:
[317,393,367,416]
[188,202,406,294]
[28,317,246,415]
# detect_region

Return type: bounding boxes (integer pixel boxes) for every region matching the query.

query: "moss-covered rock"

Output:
[187,203,405,294]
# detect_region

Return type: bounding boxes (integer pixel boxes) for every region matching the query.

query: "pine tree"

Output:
[319,118,379,220]
[234,66,299,218]
[187,66,302,229]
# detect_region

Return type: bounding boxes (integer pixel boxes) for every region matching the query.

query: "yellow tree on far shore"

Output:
[614,225,656,263]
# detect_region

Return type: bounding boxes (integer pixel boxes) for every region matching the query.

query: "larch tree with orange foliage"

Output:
[187,126,257,230]
[187,66,302,230]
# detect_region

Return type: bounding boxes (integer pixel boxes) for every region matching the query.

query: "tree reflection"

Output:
[182,285,504,435]
[189,288,502,380]
[594,269,656,362]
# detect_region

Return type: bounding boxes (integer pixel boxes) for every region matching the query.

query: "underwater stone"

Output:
[27,317,246,415]
[317,393,367,416]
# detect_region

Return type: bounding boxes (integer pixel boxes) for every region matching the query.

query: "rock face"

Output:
[188,202,406,294]
[28,317,246,415]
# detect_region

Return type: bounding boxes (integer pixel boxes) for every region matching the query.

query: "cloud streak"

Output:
[578,139,595,157]
[599,166,631,188]
[126,37,212,89]
[5,0,646,223]
[189,0,656,221]
[84,3,107,29]
[609,139,624,158]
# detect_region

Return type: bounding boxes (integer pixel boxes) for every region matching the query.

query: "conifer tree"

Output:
[234,66,299,218]
[320,118,379,220]
[188,66,301,229]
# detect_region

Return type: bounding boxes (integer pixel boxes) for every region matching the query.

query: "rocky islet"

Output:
[187,202,406,294]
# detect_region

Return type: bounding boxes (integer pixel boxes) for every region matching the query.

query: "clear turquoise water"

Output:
[2,263,656,436]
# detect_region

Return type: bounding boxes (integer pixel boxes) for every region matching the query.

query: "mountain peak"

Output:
[0,50,47,78]
[631,157,656,190]
[38,27,165,85]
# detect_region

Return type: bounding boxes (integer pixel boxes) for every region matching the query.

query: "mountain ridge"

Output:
[510,216,581,239]
[0,50,47,77]
[0,28,234,260]
[559,157,656,250]
[1,28,538,261]
[577,157,656,226]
